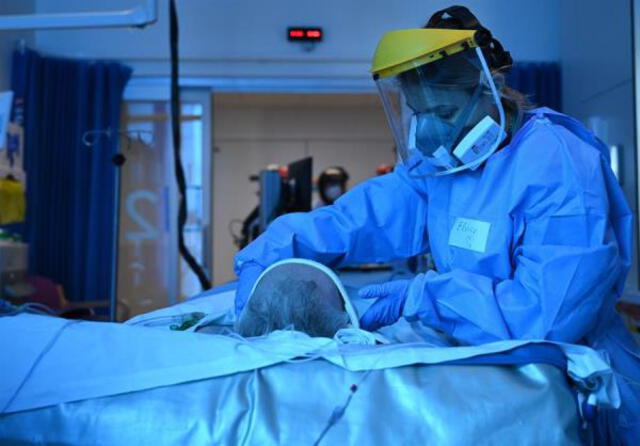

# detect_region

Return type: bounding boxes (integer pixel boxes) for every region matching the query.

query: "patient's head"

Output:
[235,261,352,338]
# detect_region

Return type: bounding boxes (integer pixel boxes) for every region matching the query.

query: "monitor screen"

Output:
[285,157,312,213]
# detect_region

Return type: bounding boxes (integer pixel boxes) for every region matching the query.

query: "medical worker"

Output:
[314,166,350,208]
[234,6,639,443]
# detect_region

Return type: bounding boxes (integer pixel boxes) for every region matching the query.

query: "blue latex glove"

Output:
[358,279,411,331]
[234,263,264,316]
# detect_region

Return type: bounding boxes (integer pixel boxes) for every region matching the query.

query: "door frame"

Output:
[122,85,213,304]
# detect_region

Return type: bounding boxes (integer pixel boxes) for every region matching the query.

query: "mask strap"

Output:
[407,114,418,152]
[406,79,484,176]
[446,80,484,149]
[432,47,506,176]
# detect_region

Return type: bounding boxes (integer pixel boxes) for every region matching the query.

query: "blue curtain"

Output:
[11,49,132,303]
[507,62,562,111]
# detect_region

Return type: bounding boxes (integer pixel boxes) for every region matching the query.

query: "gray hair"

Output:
[235,263,350,338]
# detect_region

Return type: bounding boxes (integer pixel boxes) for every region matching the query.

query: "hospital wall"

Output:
[0,0,35,90]
[212,93,394,283]
[32,0,560,85]
[559,0,639,294]
[26,0,565,289]
[5,1,595,296]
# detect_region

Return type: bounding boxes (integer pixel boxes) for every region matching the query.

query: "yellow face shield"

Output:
[371,29,506,176]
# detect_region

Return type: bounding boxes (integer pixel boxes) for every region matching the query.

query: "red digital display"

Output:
[288,27,323,42]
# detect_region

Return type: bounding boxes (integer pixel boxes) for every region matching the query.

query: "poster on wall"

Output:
[0,91,14,152]
[0,123,25,184]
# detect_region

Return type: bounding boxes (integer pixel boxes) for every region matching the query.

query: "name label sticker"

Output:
[449,218,491,253]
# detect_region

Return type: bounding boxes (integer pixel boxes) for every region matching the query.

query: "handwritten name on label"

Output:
[449,218,491,253]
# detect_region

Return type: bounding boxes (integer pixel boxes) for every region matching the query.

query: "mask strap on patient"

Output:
[222,328,339,364]
[222,327,400,364]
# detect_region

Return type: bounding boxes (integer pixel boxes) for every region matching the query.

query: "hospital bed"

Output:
[0,276,619,445]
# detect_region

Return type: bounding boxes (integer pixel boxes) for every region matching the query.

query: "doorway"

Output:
[211,93,394,284]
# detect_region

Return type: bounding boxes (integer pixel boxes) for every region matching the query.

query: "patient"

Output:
[235,260,354,338]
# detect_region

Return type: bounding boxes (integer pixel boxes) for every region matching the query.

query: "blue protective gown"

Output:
[235,108,640,443]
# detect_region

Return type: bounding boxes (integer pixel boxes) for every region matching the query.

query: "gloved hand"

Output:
[358,279,411,331]
[234,263,265,316]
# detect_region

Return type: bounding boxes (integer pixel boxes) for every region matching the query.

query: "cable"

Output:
[228,219,244,246]
[0,298,57,317]
[1,320,80,414]
[313,363,379,446]
[169,0,211,290]
[19,302,57,315]
[613,371,640,389]
[219,327,392,445]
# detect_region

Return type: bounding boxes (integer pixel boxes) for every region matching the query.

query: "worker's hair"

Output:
[235,263,350,338]
[492,71,534,112]
[424,6,533,114]
[479,70,534,120]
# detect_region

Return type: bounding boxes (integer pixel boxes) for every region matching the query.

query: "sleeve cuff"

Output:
[402,270,455,334]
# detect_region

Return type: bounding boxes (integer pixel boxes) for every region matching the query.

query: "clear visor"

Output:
[376,47,506,176]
